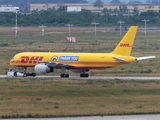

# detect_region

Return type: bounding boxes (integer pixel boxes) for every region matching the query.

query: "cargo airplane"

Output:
[9,26,155,77]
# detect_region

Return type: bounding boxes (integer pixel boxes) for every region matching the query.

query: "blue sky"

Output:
[87,0,146,3]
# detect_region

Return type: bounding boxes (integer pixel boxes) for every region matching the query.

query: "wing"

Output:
[33,60,72,67]
[136,56,156,61]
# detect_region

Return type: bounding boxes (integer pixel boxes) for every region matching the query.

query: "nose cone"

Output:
[10,54,21,66]
[10,57,16,65]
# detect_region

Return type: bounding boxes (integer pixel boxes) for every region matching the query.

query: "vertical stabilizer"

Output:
[112,26,138,56]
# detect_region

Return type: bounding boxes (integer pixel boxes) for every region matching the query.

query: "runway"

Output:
[1,114,160,120]
[2,75,160,80]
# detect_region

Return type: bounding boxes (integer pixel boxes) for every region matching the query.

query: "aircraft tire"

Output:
[86,74,89,77]
[32,73,36,77]
[60,74,64,77]
[60,74,69,78]
[80,74,89,77]
[65,74,69,77]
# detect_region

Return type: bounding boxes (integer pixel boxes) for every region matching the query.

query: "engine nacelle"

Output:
[70,69,89,73]
[34,64,54,74]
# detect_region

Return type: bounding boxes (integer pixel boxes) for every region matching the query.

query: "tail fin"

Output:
[112,26,138,56]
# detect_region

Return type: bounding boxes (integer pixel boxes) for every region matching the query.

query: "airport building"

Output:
[0,2,30,12]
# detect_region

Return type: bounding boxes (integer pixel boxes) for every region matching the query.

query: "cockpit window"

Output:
[12,54,21,60]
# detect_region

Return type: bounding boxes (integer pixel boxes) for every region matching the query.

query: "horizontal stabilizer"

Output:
[136,56,156,61]
[112,57,127,62]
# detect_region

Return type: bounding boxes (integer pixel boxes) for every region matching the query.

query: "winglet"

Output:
[112,26,138,56]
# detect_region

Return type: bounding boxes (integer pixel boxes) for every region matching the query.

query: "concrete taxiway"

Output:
[2,75,160,80]
[1,114,160,120]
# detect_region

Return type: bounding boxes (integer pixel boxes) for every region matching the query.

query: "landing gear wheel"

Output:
[60,74,69,78]
[65,74,69,77]
[32,73,36,77]
[80,74,89,77]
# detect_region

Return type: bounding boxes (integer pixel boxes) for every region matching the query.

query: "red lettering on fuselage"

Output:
[21,56,29,63]
[21,56,44,63]
[29,56,40,63]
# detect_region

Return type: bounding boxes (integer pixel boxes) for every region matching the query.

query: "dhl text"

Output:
[21,56,44,63]
[119,43,131,47]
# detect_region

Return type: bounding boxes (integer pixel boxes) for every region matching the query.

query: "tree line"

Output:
[0,8,159,27]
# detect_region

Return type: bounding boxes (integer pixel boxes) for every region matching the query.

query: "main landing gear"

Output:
[80,73,89,77]
[60,67,69,78]
[80,70,89,77]
[60,74,69,78]
[60,67,89,78]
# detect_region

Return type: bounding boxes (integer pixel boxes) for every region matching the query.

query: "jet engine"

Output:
[34,64,54,74]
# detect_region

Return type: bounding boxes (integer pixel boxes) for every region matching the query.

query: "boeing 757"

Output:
[9,26,155,77]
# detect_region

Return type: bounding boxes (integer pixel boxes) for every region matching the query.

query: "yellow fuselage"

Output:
[10,52,136,70]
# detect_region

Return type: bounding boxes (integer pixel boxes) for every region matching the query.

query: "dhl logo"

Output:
[119,43,131,47]
[21,56,44,63]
